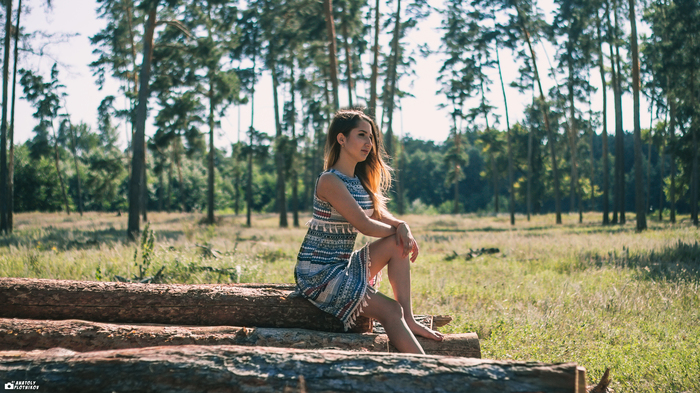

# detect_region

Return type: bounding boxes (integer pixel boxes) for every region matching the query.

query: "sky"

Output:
[11,0,652,153]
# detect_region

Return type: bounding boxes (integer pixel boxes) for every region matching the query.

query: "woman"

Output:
[295,108,443,354]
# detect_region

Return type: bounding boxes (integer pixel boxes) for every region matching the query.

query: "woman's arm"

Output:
[372,208,420,262]
[316,173,396,238]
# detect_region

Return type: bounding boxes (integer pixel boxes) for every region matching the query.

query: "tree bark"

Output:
[385,0,402,161]
[69,121,84,216]
[323,0,340,110]
[369,0,380,116]
[497,46,514,225]
[597,12,609,225]
[629,0,646,230]
[669,95,676,223]
[690,62,699,226]
[0,345,587,393]
[0,278,371,333]
[613,0,625,225]
[271,55,288,228]
[207,71,216,225]
[7,0,21,233]
[128,5,157,241]
[646,100,653,213]
[566,44,579,220]
[341,4,354,107]
[0,0,13,232]
[0,318,479,358]
[291,63,299,227]
[246,32,257,228]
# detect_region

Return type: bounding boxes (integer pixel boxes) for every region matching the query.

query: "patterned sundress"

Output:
[294,169,379,330]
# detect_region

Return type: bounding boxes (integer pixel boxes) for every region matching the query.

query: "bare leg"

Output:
[358,291,424,354]
[363,235,444,343]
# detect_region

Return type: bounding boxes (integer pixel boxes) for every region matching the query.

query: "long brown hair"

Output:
[324,109,392,218]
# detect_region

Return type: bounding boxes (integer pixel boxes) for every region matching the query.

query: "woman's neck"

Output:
[331,154,357,178]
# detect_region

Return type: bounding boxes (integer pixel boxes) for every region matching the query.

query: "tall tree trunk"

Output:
[369,0,380,116]
[53,127,70,215]
[128,5,157,241]
[0,0,13,232]
[527,97,533,221]
[207,72,216,225]
[629,0,646,230]
[613,0,625,224]
[597,11,609,225]
[589,90,595,214]
[497,46,514,225]
[515,4,561,224]
[607,1,619,224]
[175,139,184,212]
[323,0,340,110]
[124,1,138,183]
[271,58,288,228]
[246,39,257,228]
[566,44,579,222]
[167,147,174,212]
[341,5,353,108]
[141,147,147,221]
[385,0,402,213]
[690,64,698,226]
[669,95,676,224]
[600,49,610,224]
[452,108,460,214]
[7,0,22,233]
[646,99,653,213]
[492,151,498,215]
[658,118,665,221]
[290,63,299,227]
[385,0,401,161]
[69,122,83,216]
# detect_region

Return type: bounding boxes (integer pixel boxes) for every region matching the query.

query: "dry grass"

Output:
[1,211,698,392]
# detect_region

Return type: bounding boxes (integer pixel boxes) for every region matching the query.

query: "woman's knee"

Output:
[381,298,404,322]
[386,234,405,258]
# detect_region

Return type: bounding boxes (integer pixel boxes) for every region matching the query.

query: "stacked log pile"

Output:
[0,277,589,392]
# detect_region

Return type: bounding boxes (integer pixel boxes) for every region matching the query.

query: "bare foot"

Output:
[407,319,444,342]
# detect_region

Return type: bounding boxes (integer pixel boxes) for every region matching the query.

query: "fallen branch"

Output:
[0,318,479,358]
[0,345,587,393]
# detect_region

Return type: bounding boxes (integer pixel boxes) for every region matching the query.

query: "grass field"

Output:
[1,211,698,392]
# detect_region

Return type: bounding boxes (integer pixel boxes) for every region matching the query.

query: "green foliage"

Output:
[13,145,69,212]
[134,222,156,280]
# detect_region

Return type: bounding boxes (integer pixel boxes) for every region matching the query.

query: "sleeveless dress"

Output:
[294,169,379,331]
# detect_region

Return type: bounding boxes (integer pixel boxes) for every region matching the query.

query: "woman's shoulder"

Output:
[317,171,344,189]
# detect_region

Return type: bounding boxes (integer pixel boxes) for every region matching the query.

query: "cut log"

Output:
[0,318,480,358]
[0,278,372,333]
[0,345,586,393]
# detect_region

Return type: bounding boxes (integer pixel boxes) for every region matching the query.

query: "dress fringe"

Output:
[342,243,378,331]
[305,219,357,235]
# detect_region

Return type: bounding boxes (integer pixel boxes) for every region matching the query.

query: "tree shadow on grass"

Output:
[579,240,700,283]
[0,227,185,250]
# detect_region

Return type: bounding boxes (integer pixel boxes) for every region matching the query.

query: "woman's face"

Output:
[338,120,374,163]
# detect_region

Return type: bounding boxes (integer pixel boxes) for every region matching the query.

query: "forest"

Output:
[0,0,698,238]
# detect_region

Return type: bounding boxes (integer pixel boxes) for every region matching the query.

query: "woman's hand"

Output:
[396,222,420,262]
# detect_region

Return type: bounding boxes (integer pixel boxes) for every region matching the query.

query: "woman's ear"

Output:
[336,133,345,145]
